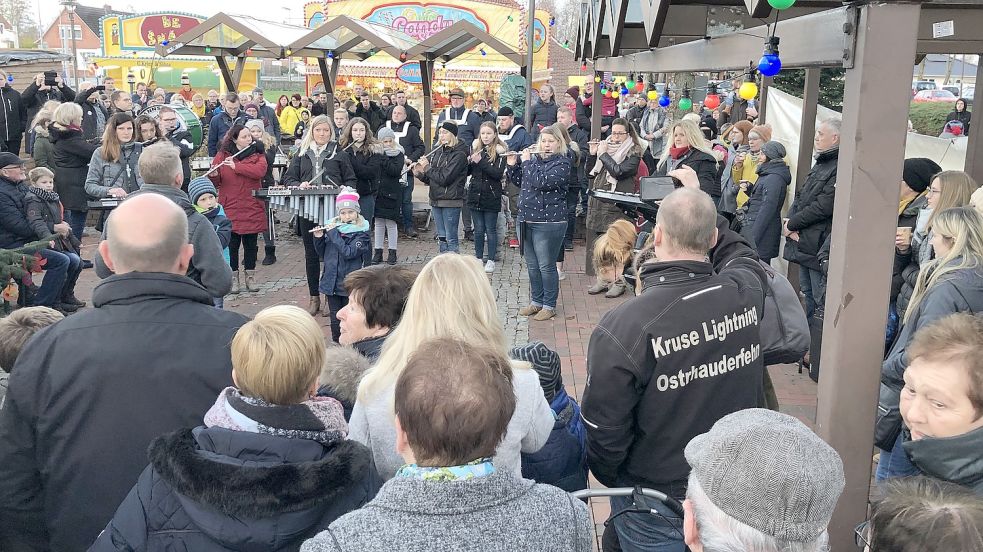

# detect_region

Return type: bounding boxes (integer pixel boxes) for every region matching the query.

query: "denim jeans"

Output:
[65,210,88,241]
[33,249,71,307]
[432,206,462,253]
[609,494,686,552]
[401,181,414,231]
[472,210,499,261]
[876,432,922,482]
[521,221,567,310]
[799,266,827,321]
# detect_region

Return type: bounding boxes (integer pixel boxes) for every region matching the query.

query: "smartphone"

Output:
[640,176,682,202]
[95,85,106,91]
[43,71,57,87]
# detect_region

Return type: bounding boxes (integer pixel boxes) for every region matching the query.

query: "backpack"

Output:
[757,260,810,365]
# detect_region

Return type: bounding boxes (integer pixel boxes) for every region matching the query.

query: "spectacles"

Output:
[610,131,628,136]
[927,187,942,195]
[854,520,870,549]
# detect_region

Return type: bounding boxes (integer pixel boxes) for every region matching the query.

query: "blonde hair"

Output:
[437,126,460,148]
[52,102,83,128]
[658,119,718,169]
[548,123,579,166]
[297,115,333,157]
[358,254,516,401]
[928,171,979,230]
[474,121,507,163]
[231,305,325,404]
[31,100,59,130]
[28,167,54,184]
[906,207,983,322]
[971,186,983,215]
[537,123,570,161]
[592,219,637,271]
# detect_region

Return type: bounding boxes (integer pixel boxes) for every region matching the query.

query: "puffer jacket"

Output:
[903,425,983,495]
[0,176,35,249]
[84,142,145,199]
[89,427,381,551]
[892,194,929,302]
[511,152,571,223]
[314,221,371,296]
[783,147,838,271]
[49,123,99,211]
[419,142,468,207]
[374,148,405,221]
[520,388,588,493]
[23,188,81,252]
[349,144,385,197]
[30,125,55,171]
[741,159,790,260]
[529,99,558,136]
[467,142,507,212]
[585,149,642,232]
[209,146,269,235]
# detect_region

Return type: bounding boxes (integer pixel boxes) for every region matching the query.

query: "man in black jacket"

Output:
[207,93,246,156]
[21,72,76,135]
[354,92,386,134]
[385,106,424,238]
[0,69,27,154]
[783,117,839,322]
[581,166,766,551]
[0,192,248,552]
[393,89,422,130]
[76,82,109,142]
[159,106,195,189]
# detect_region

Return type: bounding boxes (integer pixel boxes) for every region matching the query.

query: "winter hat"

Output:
[685,408,845,543]
[244,102,259,112]
[498,106,514,118]
[760,140,787,161]
[449,88,465,98]
[902,158,942,194]
[440,120,458,136]
[336,187,361,213]
[566,86,580,102]
[509,341,562,403]
[749,124,772,143]
[376,127,396,142]
[188,176,218,205]
[244,119,265,131]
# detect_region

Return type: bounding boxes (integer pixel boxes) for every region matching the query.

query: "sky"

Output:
[35,0,311,30]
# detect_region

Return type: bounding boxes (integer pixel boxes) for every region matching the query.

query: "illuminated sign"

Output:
[362,4,488,41]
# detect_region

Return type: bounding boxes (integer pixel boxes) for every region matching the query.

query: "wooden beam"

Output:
[215,55,235,91]
[231,54,246,91]
[420,59,434,148]
[757,76,772,124]
[817,4,921,551]
[640,0,671,49]
[965,53,983,183]
[795,68,820,190]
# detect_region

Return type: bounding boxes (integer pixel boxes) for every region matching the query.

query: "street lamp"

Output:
[126,71,136,93]
[59,0,80,89]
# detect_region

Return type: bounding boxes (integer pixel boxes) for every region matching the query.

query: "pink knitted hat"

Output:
[336,187,361,213]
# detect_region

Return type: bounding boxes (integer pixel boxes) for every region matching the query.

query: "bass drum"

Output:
[140,104,204,153]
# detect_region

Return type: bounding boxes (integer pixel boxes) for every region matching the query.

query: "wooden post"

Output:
[965,53,983,181]
[215,56,235,91]
[421,59,434,148]
[586,73,603,276]
[816,4,920,550]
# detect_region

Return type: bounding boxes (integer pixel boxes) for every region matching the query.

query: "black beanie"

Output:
[902,158,942,194]
[440,120,458,136]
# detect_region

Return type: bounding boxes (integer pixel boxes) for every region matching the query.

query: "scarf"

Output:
[29,186,59,202]
[327,215,370,235]
[204,387,348,445]
[669,145,691,159]
[591,137,636,190]
[396,458,496,482]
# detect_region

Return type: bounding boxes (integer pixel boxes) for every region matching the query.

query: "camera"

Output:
[43,71,57,87]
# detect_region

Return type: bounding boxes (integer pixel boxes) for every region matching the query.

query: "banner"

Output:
[101,13,205,55]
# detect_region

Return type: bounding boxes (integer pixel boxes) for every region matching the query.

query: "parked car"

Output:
[964,86,975,106]
[943,86,962,97]
[912,80,937,96]
[913,89,958,102]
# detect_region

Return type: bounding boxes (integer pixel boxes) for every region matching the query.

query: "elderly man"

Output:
[336,264,417,361]
[303,339,593,552]
[434,87,481,148]
[581,165,767,552]
[95,142,233,297]
[385,105,424,238]
[682,409,845,552]
[0,193,248,551]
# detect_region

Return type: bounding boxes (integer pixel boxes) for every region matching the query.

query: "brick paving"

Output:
[67,203,818,549]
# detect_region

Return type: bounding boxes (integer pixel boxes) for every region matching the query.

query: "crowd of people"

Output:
[3,68,983,551]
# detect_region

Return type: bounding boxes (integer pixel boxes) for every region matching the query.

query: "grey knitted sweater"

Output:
[300,470,593,552]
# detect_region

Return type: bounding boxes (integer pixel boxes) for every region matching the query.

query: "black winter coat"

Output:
[586,150,641,232]
[349,145,384,197]
[24,189,81,252]
[21,81,76,130]
[282,143,358,190]
[467,145,507,212]
[575,98,591,133]
[741,159,790,260]
[529,99,558,136]
[892,194,929,301]
[49,124,99,212]
[89,427,381,552]
[658,148,721,198]
[784,148,838,270]
[566,124,590,192]
[166,128,196,185]
[0,273,248,552]
[354,102,386,133]
[0,176,36,249]
[419,142,468,206]
[375,150,405,221]
[0,83,28,146]
[944,106,971,134]
[76,87,108,142]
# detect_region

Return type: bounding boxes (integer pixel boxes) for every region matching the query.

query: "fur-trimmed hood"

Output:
[147,426,378,549]
[471,139,507,156]
[319,344,372,408]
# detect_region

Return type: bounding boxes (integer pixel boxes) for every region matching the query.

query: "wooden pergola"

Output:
[576,1,983,548]
[160,14,526,145]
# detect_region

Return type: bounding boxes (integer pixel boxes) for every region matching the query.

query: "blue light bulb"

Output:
[758,53,781,77]
[658,94,671,108]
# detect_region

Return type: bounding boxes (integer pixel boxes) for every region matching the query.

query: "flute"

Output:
[401,146,442,176]
[204,143,255,177]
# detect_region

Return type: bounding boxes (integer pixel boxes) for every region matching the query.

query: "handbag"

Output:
[874,382,903,450]
[757,260,811,365]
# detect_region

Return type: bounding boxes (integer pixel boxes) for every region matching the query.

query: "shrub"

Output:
[909,102,964,136]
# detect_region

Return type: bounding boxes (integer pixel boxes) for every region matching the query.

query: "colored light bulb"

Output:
[758,53,782,77]
[739,81,759,100]
[678,97,693,111]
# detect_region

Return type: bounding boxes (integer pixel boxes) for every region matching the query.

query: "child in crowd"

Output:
[313,188,371,342]
[90,305,381,551]
[188,177,232,308]
[23,167,85,309]
[511,341,588,492]
[0,306,64,409]
[318,344,372,421]
[373,128,405,265]
[295,108,312,141]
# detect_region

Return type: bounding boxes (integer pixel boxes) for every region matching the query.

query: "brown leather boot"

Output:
[307,295,321,316]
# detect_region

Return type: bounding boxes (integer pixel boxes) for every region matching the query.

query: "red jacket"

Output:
[583,93,618,118]
[209,148,269,234]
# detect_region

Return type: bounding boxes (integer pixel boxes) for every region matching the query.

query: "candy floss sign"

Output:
[364,4,488,41]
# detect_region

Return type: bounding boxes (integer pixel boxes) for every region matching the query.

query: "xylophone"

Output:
[253,186,340,226]
[591,190,659,223]
[87,198,123,210]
